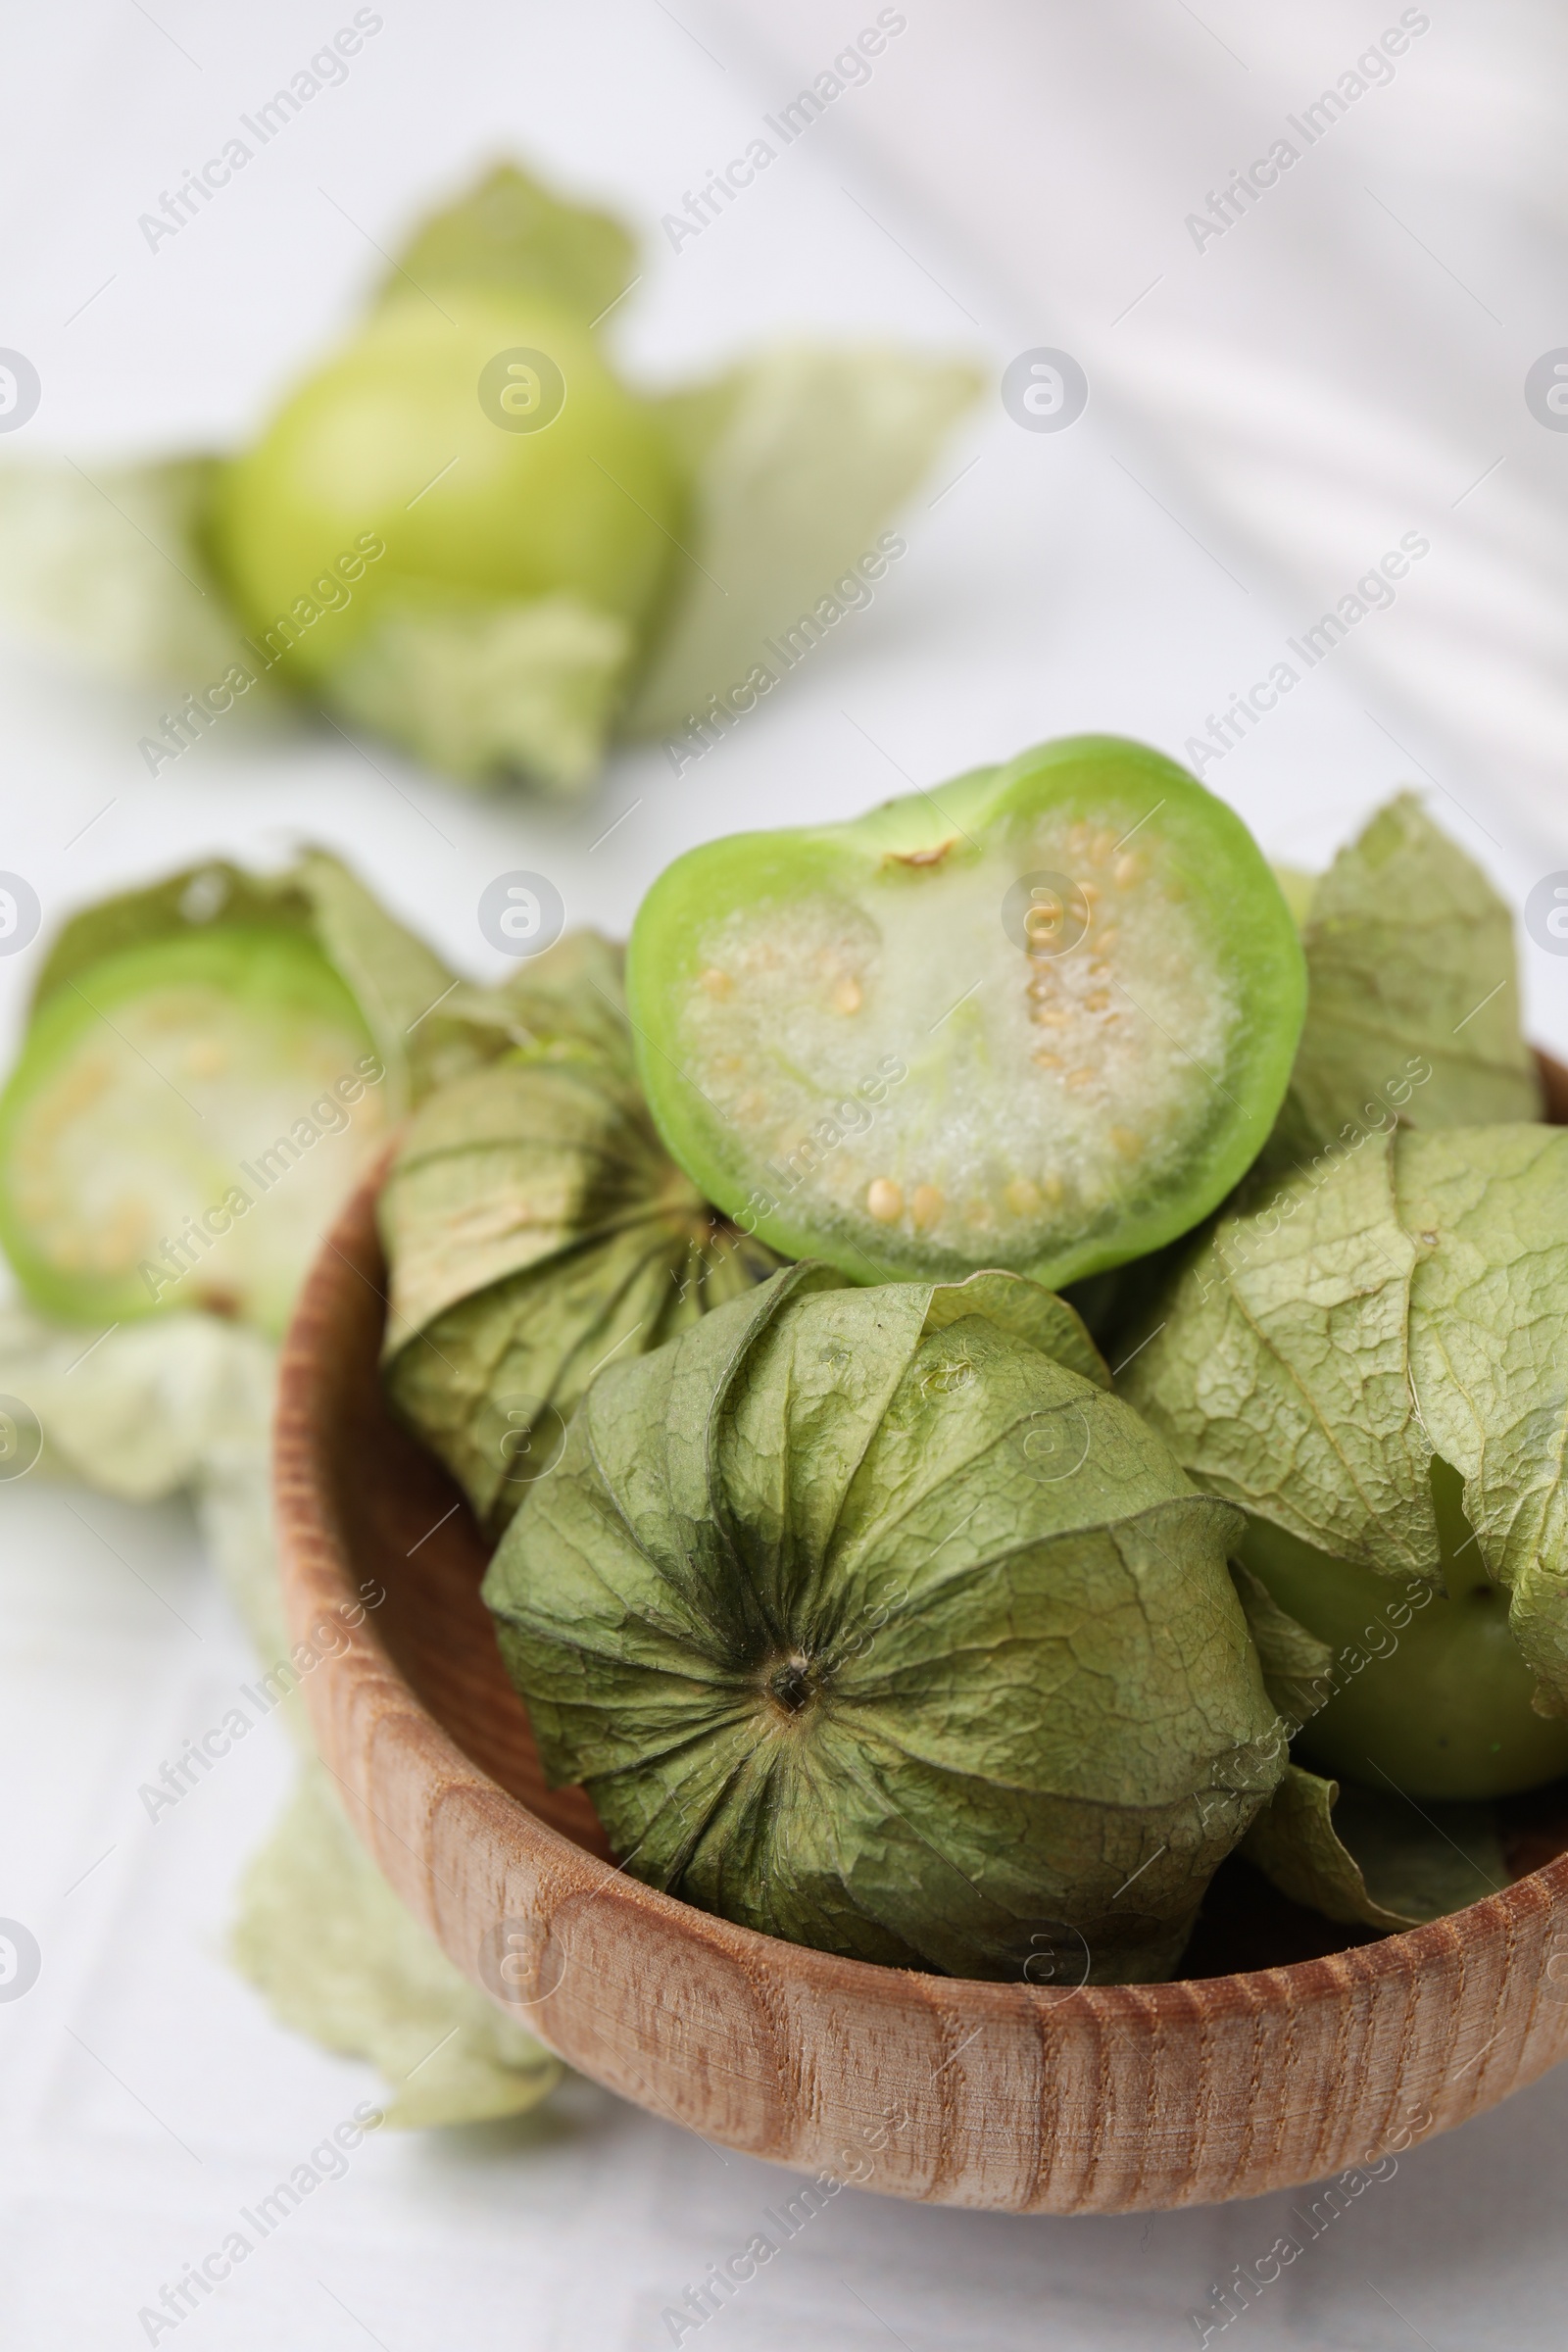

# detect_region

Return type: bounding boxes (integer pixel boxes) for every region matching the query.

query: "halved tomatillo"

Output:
[0,925,387,1334]
[626,736,1306,1288]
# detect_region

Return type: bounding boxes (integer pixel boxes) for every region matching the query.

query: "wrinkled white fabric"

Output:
[722,0,1568,864]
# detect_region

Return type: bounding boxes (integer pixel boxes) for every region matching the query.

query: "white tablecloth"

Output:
[3,4,1564,2344]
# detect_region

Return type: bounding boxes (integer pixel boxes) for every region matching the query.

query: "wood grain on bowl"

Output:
[272,1055,1568,2213]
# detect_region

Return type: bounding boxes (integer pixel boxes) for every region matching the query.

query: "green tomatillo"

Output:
[1122,1123,1568,1800]
[207,287,687,787]
[484,1260,1287,1984]
[0,851,508,1336]
[1241,1465,1568,1799]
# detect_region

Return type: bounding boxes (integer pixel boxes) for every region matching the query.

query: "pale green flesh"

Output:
[8,980,388,1330]
[677,811,1236,1273]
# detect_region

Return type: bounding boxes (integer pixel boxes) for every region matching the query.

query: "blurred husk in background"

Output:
[0,162,980,797]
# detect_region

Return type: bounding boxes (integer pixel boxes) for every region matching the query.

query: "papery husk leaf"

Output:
[1242,1764,1507,1931]
[1123,1124,1568,1715]
[379,160,638,325]
[380,1038,779,1535]
[0,454,255,685]
[322,592,633,795]
[485,1264,1284,1984]
[1240,1764,1417,1930]
[232,1761,562,2128]
[628,345,982,734]
[1228,1561,1335,1731]
[1271,793,1541,1162]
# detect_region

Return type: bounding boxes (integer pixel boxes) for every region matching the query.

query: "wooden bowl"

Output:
[274,1058,1568,2214]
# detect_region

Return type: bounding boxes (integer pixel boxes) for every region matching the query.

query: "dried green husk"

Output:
[483,1262,1285,1984]
[1272,793,1541,1160]
[1228,1558,1335,1731]
[1120,1123,1568,1717]
[1241,1765,1507,1931]
[379,940,779,1535]
[378,161,638,323]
